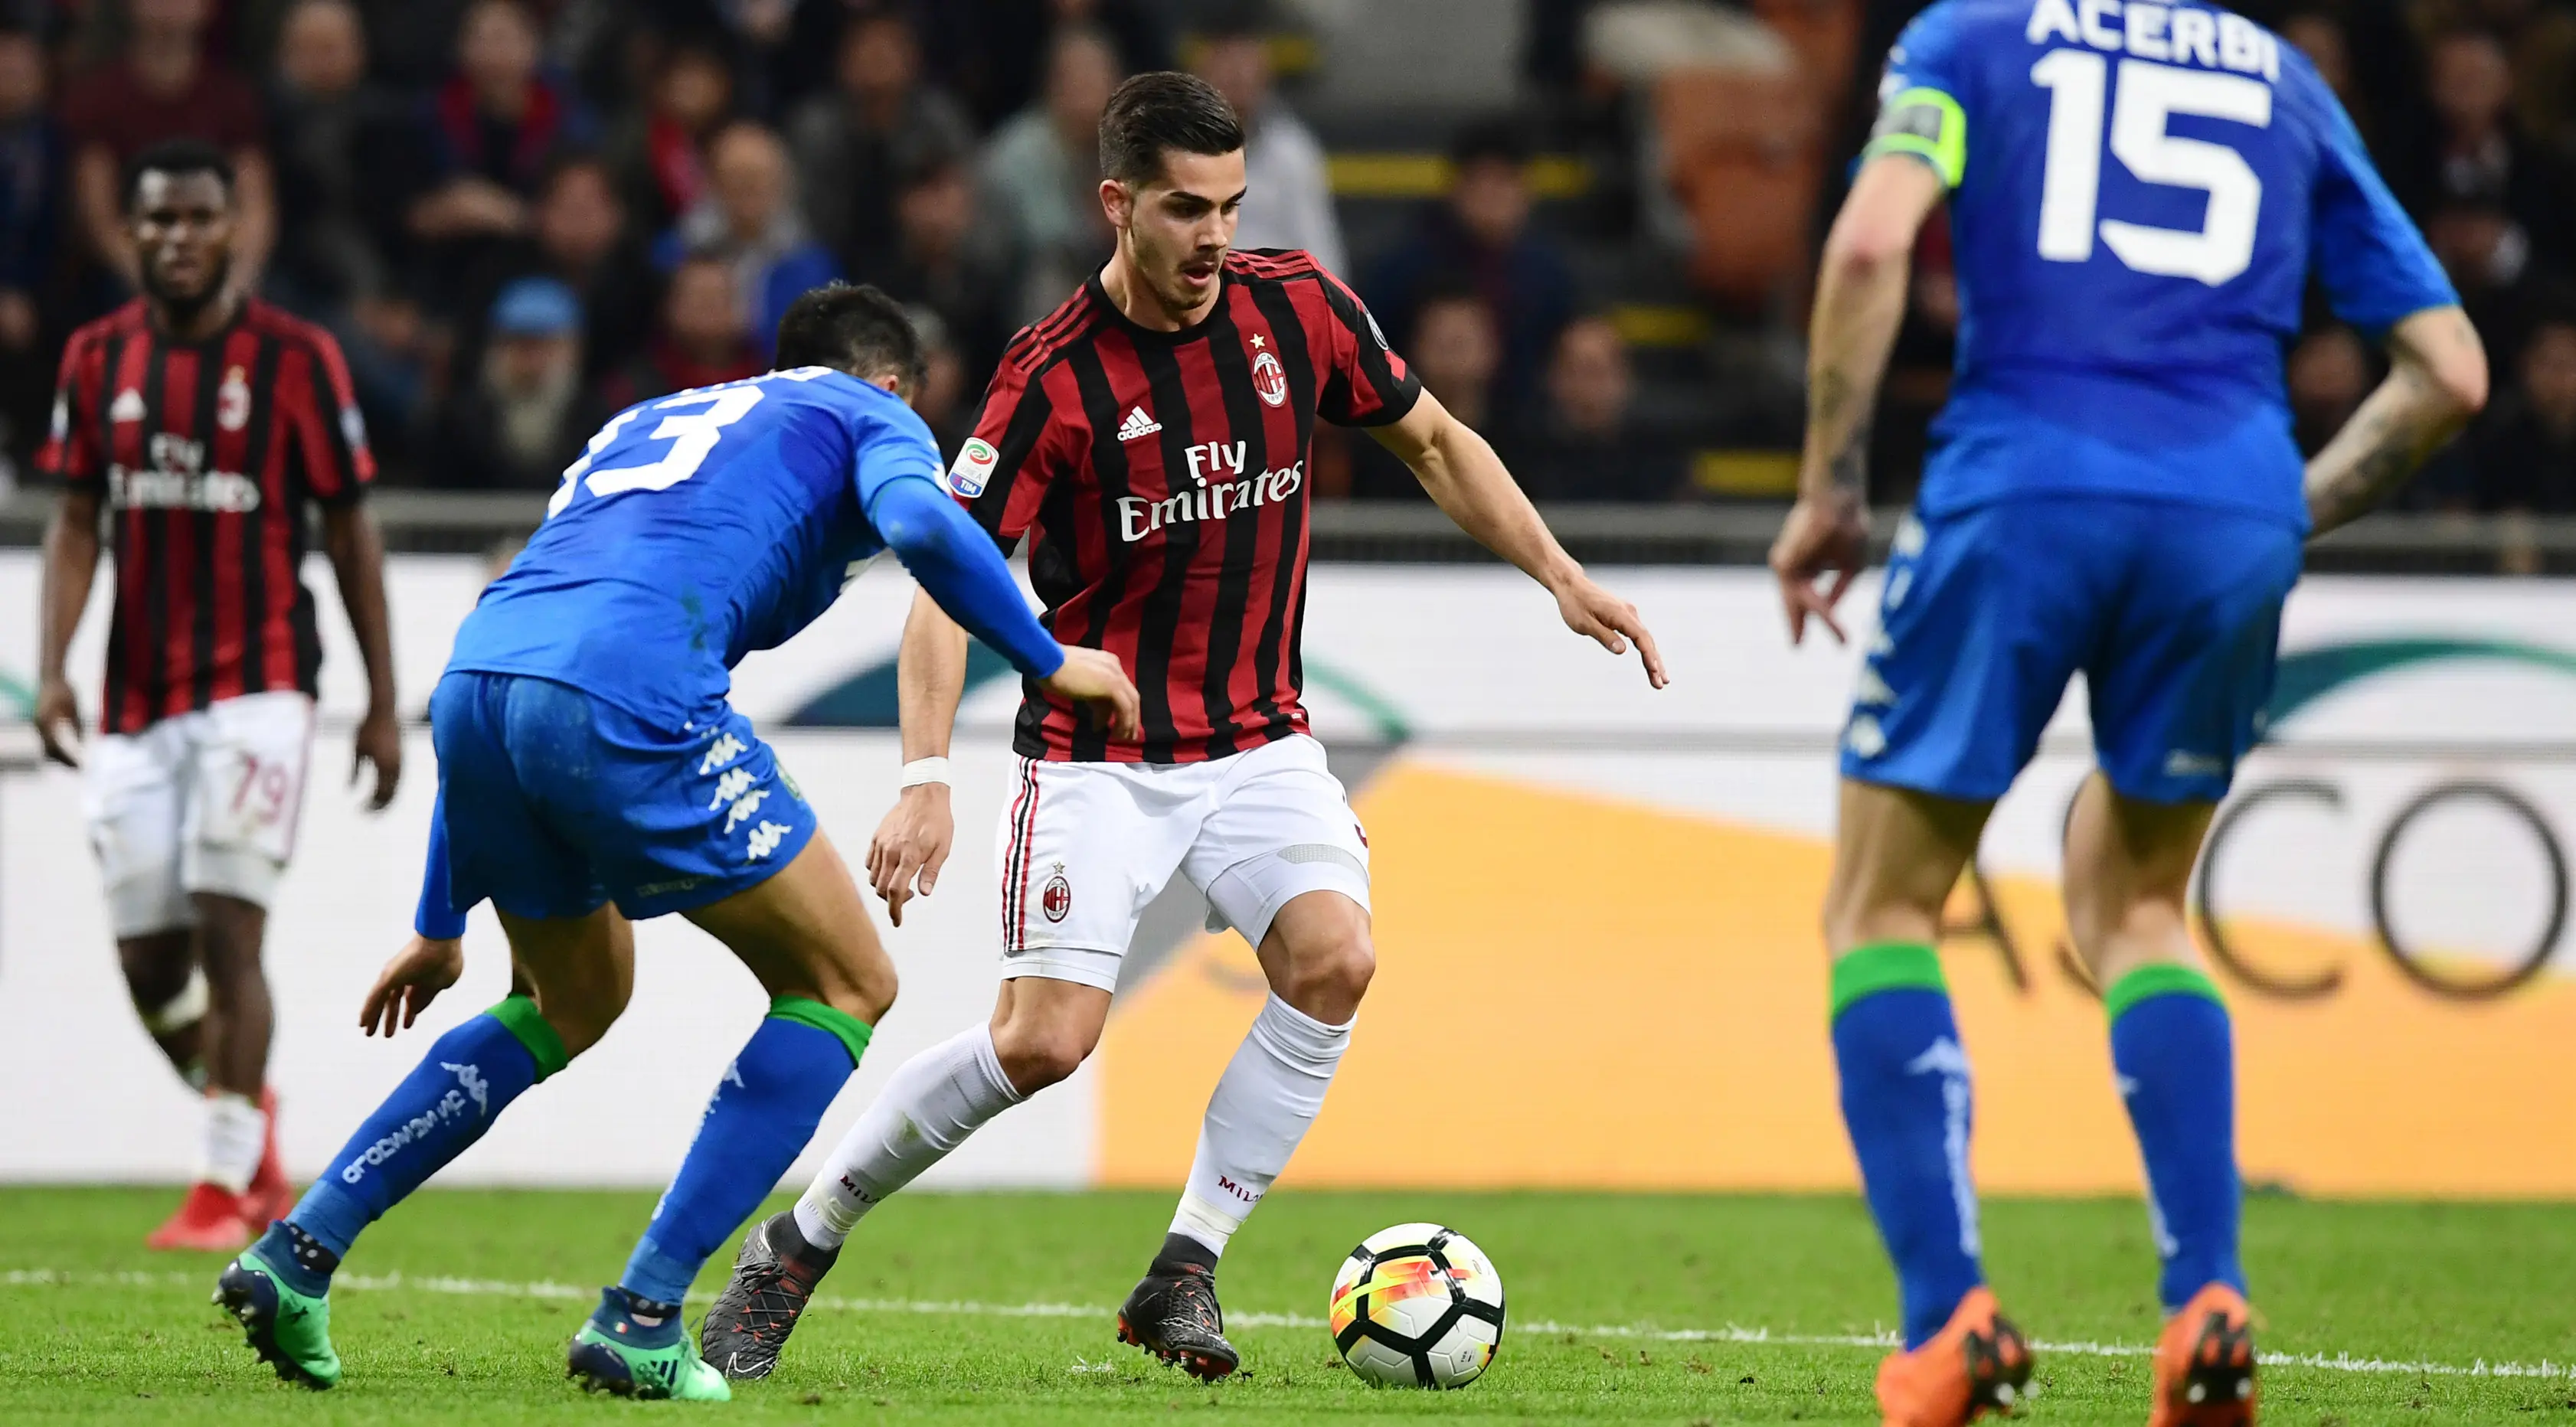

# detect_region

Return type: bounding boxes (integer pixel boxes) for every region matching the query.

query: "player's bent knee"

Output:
[990,1022,1088,1094]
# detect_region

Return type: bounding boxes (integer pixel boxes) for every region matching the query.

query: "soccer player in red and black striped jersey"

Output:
[703,74,1665,1384]
[31,139,402,1252]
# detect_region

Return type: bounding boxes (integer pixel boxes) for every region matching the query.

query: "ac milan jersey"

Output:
[39,298,374,733]
[953,249,1419,763]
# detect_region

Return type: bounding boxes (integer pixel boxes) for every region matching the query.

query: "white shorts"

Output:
[83,691,315,937]
[993,734,1371,992]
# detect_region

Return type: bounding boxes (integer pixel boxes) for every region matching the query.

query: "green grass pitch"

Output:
[2,1187,2571,1424]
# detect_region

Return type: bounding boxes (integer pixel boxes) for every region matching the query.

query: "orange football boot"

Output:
[241,1088,293,1227]
[2148,1284,2257,1427]
[145,1181,255,1252]
[1875,1287,2035,1427]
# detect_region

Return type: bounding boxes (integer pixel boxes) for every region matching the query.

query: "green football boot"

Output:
[214,1249,342,1389]
[568,1288,732,1402]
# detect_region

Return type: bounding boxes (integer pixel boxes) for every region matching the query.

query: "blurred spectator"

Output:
[597,253,760,410]
[2287,326,2373,457]
[606,38,731,237]
[0,21,56,469]
[1191,5,1344,275]
[1351,286,1499,499]
[421,276,607,488]
[906,301,972,452]
[353,0,474,93]
[63,0,273,292]
[462,154,659,387]
[2408,28,2576,274]
[2428,200,2546,366]
[2456,317,2576,512]
[922,0,1172,129]
[411,0,595,252]
[1365,119,1578,410]
[1502,316,1683,503]
[787,7,974,276]
[266,0,441,316]
[980,22,1119,325]
[655,121,839,360]
[873,149,1014,393]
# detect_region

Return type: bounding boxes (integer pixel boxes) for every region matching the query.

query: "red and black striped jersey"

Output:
[38,298,374,734]
[954,249,1420,763]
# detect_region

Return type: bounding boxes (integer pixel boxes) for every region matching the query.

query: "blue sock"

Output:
[1830,942,1985,1350]
[2108,965,2246,1311]
[616,999,870,1307]
[283,998,569,1272]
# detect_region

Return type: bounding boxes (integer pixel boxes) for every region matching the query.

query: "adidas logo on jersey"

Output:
[1116,406,1162,442]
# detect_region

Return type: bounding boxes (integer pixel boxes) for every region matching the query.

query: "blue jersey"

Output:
[448,367,942,727]
[1866,0,2456,526]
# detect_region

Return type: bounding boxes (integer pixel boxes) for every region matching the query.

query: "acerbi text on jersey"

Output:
[2025,0,2283,78]
[1116,439,1303,544]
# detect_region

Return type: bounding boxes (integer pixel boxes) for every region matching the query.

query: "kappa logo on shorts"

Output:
[1041,863,1072,923]
[746,820,793,860]
[699,733,749,775]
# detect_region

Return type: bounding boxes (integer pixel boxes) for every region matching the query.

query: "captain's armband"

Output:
[1864,86,1966,189]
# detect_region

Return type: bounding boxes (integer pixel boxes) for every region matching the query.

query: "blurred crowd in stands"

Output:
[0,0,2570,516]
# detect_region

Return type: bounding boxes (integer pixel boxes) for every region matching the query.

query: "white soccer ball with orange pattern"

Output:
[1327,1223,1506,1388]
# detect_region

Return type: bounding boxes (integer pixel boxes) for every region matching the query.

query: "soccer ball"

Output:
[1327,1223,1506,1388]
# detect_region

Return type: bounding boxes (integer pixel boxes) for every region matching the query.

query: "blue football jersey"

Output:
[448,367,942,725]
[1867,0,2457,525]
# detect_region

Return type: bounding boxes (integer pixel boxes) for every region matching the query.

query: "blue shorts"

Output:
[428,671,818,921]
[1841,495,2303,805]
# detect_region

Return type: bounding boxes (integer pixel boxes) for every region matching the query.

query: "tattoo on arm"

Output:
[1809,370,1875,501]
[2305,367,2457,535]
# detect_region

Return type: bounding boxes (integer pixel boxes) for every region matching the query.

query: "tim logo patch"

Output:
[948,437,999,498]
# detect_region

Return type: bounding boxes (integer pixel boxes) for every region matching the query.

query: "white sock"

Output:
[793,1024,1023,1251]
[1169,994,1351,1259]
[200,1090,266,1194]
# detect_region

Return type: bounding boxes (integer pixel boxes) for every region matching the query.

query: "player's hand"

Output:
[868,784,955,927]
[1551,574,1669,689]
[361,934,465,1037]
[1041,646,1143,742]
[32,676,81,769]
[1769,492,1870,645]
[351,702,402,810]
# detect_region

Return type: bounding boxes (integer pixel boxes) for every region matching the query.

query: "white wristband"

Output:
[899,756,952,789]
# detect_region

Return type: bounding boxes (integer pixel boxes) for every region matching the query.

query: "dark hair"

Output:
[775,282,927,393]
[1449,116,1534,171]
[123,139,235,212]
[1098,71,1243,186]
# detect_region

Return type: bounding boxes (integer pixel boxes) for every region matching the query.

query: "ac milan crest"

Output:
[1041,865,1072,922]
[1250,349,1288,407]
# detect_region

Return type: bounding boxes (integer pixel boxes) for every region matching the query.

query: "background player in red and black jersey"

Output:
[702,75,1665,1386]
[31,139,401,1252]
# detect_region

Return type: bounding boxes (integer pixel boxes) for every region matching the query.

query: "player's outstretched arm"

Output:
[1369,388,1668,688]
[34,486,100,767]
[871,589,972,926]
[321,502,402,809]
[2305,306,2489,536]
[1770,154,1944,645]
[370,789,468,1037]
[868,478,1141,921]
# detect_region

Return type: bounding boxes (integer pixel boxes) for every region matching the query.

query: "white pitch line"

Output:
[8,1268,2570,1383]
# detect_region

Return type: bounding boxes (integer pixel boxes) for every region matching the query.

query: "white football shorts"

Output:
[992,733,1371,991]
[83,690,315,936]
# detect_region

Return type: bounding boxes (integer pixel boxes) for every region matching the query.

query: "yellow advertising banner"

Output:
[1098,761,2576,1198]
